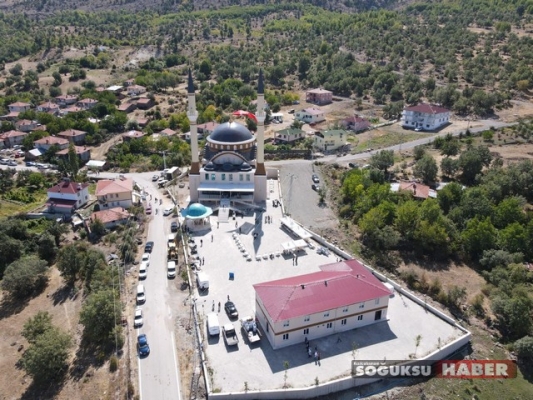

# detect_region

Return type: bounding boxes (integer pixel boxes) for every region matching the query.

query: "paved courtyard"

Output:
[184,180,465,394]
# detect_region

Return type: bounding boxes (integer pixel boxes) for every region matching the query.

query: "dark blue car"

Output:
[137,334,150,357]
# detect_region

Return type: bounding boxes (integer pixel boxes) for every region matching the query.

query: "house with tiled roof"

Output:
[160,128,176,137]
[305,88,333,105]
[341,115,371,133]
[401,103,450,131]
[127,85,146,96]
[275,128,305,144]
[34,136,70,152]
[77,98,98,110]
[295,107,325,124]
[46,178,90,214]
[122,130,146,141]
[0,130,27,148]
[118,102,137,113]
[37,101,60,114]
[90,207,131,229]
[57,129,87,145]
[254,259,392,349]
[56,145,91,162]
[55,94,79,107]
[313,129,348,152]
[95,177,134,209]
[8,101,32,114]
[391,181,437,200]
[136,97,155,110]
[15,119,40,132]
[60,106,84,116]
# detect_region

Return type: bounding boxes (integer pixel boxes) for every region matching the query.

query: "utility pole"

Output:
[163,151,167,170]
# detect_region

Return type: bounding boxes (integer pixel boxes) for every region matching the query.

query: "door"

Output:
[375,310,382,321]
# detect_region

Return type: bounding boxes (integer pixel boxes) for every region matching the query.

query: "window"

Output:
[357,315,363,321]
[229,174,233,181]
[211,174,215,181]
[246,175,250,181]
[283,333,289,340]
[205,173,209,180]
[303,328,309,335]
[239,174,243,181]
[342,307,349,313]
[326,322,333,329]
[283,321,289,327]
[341,319,347,325]
[304,316,310,322]
[375,298,380,305]
[221,173,226,181]
[323,312,330,318]
[359,303,365,309]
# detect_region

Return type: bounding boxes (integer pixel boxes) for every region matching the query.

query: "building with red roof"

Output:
[401,103,450,131]
[46,178,90,214]
[0,130,27,148]
[57,129,87,145]
[95,177,134,209]
[254,259,393,349]
[90,207,131,229]
[34,136,70,151]
[305,88,333,105]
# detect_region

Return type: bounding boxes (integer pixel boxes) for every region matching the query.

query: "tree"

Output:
[491,289,533,341]
[22,311,53,344]
[440,140,460,157]
[514,336,533,362]
[56,243,84,283]
[413,145,426,161]
[37,232,58,263]
[2,256,48,298]
[370,150,394,174]
[394,200,420,240]
[492,196,525,229]
[413,154,438,184]
[440,157,459,178]
[21,327,71,385]
[52,71,62,86]
[461,217,497,260]
[62,142,80,180]
[199,59,212,77]
[80,289,122,347]
[459,146,492,185]
[90,217,106,237]
[0,233,23,278]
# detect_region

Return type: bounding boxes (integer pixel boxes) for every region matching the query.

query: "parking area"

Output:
[186,179,465,394]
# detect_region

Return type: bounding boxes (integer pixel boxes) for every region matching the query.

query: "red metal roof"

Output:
[404,103,449,114]
[254,260,391,322]
[48,181,89,195]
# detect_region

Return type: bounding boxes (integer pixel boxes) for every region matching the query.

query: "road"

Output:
[126,173,182,400]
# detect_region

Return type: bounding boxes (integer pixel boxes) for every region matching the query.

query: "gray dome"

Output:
[209,122,253,143]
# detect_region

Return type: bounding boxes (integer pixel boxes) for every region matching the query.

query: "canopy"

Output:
[232,110,257,123]
[180,203,213,219]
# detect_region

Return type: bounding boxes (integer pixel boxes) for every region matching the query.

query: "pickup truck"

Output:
[241,316,261,344]
[222,323,239,346]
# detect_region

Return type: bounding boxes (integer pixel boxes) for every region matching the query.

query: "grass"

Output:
[0,193,47,217]
[352,131,431,153]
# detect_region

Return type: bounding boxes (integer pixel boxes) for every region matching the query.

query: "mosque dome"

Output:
[187,203,209,218]
[208,122,253,143]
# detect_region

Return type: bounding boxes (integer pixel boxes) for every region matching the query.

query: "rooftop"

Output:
[91,207,130,224]
[95,178,133,196]
[48,180,89,195]
[405,103,450,114]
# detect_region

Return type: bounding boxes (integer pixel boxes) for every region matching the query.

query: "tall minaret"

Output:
[187,68,200,202]
[254,69,267,203]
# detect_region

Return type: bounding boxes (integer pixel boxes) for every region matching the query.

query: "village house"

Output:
[8,101,32,115]
[295,108,326,124]
[135,118,149,128]
[57,129,87,145]
[160,128,176,137]
[305,88,333,105]
[36,101,60,115]
[275,128,305,144]
[123,78,135,87]
[60,106,84,116]
[313,129,348,152]
[16,119,40,132]
[401,103,451,131]
[136,98,155,110]
[254,259,392,349]
[127,85,147,96]
[341,115,371,132]
[56,145,91,163]
[46,178,90,215]
[95,177,134,209]
[390,181,437,200]
[55,94,79,107]
[118,102,137,113]
[122,130,146,141]
[34,136,70,152]
[77,98,98,110]
[90,207,131,230]
[0,130,27,148]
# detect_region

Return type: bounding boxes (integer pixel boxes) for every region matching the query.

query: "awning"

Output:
[46,198,77,207]
[280,217,312,240]
[198,183,255,193]
[29,148,43,157]
[86,160,106,168]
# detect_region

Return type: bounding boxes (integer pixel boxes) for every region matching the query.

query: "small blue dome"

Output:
[188,203,208,217]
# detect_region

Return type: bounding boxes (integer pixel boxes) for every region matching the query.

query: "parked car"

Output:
[141,253,150,267]
[0,159,9,165]
[145,205,152,214]
[137,334,150,357]
[25,161,36,167]
[224,301,239,319]
[144,241,154,253]
[288,109,295,114]
[171,221,179,232]
[312,184,320,191]
[8,160,17,166]
[138,262,148,280]
[152,174,159,181]
[312,174,320,183]
[134,308,143,328]
[163,206,174,216]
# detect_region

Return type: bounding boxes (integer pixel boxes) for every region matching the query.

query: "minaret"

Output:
[254,69,267,203]
[187,68,200,202]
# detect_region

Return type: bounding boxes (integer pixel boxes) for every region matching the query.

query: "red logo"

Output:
[436,360,517,379]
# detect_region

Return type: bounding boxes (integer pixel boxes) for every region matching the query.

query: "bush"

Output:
[514,336,533,362]
[2,256,48,298]
[109,355,118,372]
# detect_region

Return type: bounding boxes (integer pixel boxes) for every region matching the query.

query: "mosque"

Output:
[186,69,267,206]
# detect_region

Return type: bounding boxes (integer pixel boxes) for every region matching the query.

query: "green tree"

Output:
[413,145,426,161]
[52,71,62,86]
[514,336,533,362]
[459,146,492,185]
[21,328,71,385]
[90,217,106,237]
[394,200,420,240]
[199,59,212,77]
[80,289,122,347]
[22,311,53,344]
[437,182,463,214]
[492,196,525,229]
[440,140,460,157]
[37,232,58,263]
[0,233,23,278]
[413,154,438,184]
[440,157,460,178]
[461,217,497,260]
[56,243,84,283]
[498,222,527,254]
[2,256,48,298]
[491,289,533,341]
[370,150,394,174]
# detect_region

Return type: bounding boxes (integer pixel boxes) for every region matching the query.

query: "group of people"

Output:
[305,337,321,364]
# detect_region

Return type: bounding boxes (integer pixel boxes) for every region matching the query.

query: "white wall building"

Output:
[313,129,347,152]
[254,259,392,349]
[46,179,90,214]
[295,108,325,124]
[401,103,450,131]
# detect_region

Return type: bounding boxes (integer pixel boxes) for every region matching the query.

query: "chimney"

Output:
[325,280,328,286]
[301,284,305,289]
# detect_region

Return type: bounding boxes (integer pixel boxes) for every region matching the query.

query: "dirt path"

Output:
[91,134,123,161]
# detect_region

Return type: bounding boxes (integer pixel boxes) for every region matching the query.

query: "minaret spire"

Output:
[187,68,200,179]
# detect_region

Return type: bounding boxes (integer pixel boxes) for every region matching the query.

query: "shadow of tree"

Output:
[518,363,533,384]
[51,284,77,306]
[20,374,66,400]
[69,337,110,382]
[0,296,29,321]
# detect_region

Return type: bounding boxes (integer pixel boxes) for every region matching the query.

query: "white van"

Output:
[167,261,176,279]
[206,313,220,336]
[136,284,146,304]
[139,263,148,280]
[197,272,209,291]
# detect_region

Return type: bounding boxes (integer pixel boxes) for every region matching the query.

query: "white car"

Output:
[134,308,143,328]
[139,262,148,280]
[163,206,174,216]
[152,174,159,181]
[141,253,150,267]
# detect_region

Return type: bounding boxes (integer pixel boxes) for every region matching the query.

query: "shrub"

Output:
[109,355,118,372]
